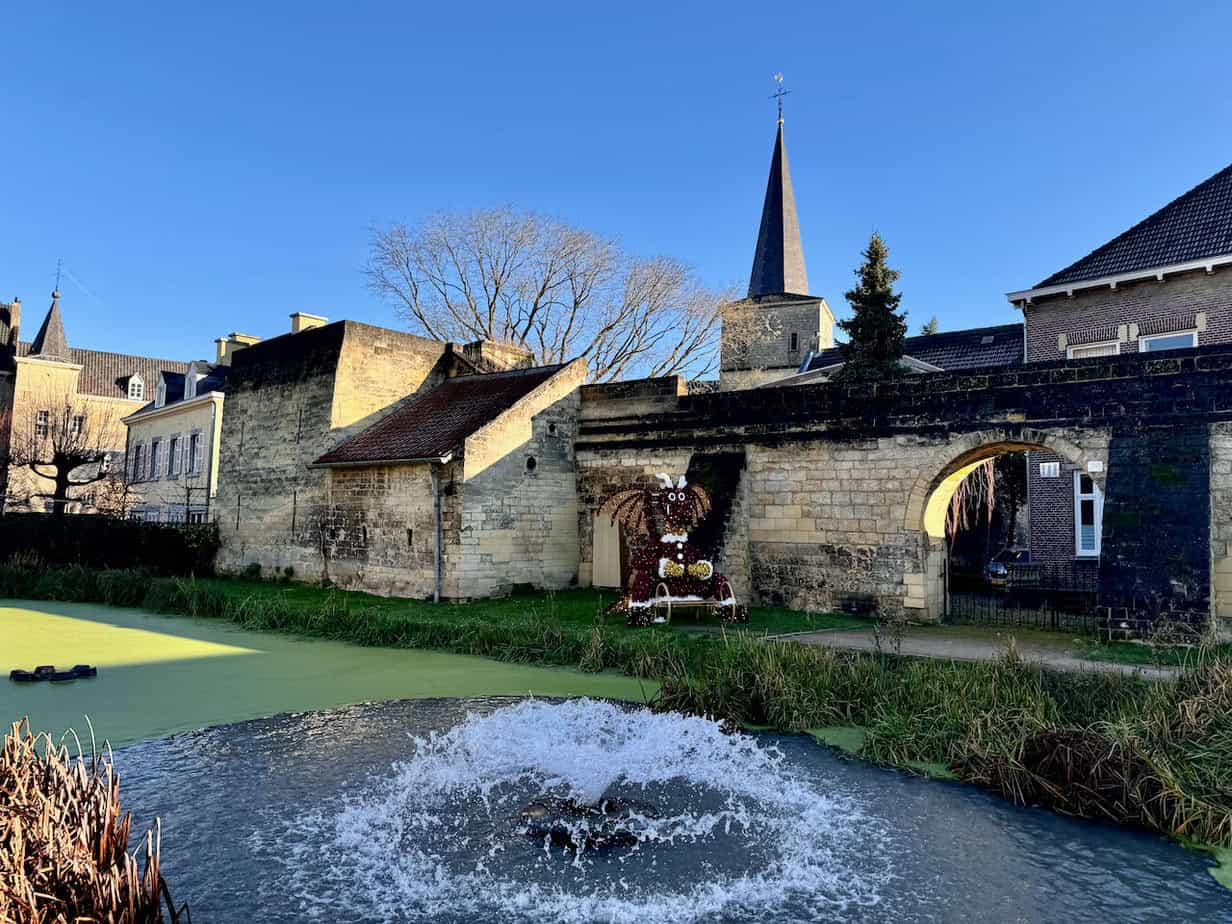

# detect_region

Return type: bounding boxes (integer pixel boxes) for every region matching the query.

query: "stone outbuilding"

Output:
[213,316,586,598]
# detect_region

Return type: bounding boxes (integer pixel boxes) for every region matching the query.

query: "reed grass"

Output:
[0,719,185,922]
[3,562,1230,848]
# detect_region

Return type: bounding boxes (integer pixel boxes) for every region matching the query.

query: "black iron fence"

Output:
[946,560,1100,633]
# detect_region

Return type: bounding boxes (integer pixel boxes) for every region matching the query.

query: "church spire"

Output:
[29,289,70,361]
[747,80,809,299]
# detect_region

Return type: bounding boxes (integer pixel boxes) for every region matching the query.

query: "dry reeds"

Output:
[0,719,186,923]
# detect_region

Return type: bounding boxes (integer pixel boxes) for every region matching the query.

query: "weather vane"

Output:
[55,258,62,293]
[770,73,790,124]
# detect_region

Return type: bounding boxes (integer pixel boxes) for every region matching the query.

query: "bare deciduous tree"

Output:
[366,208,735,382]
[6,388,122,516]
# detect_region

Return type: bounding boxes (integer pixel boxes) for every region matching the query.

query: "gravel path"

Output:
[770,626,1178,681]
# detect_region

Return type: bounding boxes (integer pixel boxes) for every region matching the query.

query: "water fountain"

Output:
[114,697,1232,922]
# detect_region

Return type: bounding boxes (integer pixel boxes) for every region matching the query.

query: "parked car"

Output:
[984,548,1031,587]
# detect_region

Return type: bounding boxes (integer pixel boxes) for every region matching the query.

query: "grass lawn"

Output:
[190,579,869,638]
[0,599,656,749]
[1072,636,1232,668]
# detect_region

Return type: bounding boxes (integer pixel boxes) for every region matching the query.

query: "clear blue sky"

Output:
[3,2,1230,361]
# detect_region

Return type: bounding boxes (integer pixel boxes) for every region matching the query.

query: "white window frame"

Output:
[34,409,50,439]
[70,414,85,438]
[1073,470,1103,558]
[168,435,181,477]
[1138,329,1197,353]
[128,375,145,401]
[149,439,162,481]
[1066,340,1120,359]
[1038,461,1060,478]
[131,444,146,481]
[187,430,203,475]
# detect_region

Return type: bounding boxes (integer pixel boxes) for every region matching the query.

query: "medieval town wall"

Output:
[214,321,453,581]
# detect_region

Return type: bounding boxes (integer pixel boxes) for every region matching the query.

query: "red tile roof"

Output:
[315,364,564,465]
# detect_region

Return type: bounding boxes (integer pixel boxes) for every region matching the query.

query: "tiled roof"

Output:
[16,341,190,399]
[129,365,230,416]
[803,322,1023,374]
[1039,162,1232,287]
[316,364,564,466]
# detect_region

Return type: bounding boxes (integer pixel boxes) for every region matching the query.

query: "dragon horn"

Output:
[677,475,687,489]
[656,473,673,489]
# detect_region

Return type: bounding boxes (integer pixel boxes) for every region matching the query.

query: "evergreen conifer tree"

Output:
[920,315,939,336]
[836,233,907,381]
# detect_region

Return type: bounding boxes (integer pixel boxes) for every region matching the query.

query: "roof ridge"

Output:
[1038,160,1232,287]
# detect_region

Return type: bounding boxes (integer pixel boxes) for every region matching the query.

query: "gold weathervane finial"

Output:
[770,73,790,124]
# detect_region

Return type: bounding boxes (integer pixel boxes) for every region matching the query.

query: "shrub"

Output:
[0,719,186,922]
[0,514,218,576]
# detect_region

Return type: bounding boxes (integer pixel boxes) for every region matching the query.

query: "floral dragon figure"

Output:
[601,473,747,627]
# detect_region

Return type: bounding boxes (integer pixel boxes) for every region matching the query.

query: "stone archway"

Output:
[903,428,1104,621]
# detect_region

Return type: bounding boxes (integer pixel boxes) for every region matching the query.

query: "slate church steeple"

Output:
[718,79,834,391]
[748,119,810,299]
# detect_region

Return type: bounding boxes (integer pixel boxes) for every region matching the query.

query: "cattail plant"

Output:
[0,719,187,922]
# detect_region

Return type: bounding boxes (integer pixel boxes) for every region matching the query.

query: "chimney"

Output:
[290,312,328,334]
[3,297,19,350]
[214,332,262,365]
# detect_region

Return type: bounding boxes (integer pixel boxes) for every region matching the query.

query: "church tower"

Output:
[719,91,833,390]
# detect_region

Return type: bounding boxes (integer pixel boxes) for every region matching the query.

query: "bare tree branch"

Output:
[366,208,733,382]
[6,386,122,516]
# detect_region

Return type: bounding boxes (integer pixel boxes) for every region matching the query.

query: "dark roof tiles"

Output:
[804,322,1023,374]
[16,341,190,399]
[1039,162,1232,287]
[316,364,564,466]
[748,122,810,298]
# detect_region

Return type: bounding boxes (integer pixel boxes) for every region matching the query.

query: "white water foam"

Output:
[253,699,893,923]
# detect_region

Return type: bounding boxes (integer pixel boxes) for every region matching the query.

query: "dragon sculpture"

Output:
[601,473,746,626]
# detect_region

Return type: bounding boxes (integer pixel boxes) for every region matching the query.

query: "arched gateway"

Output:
[575,348,1232,638]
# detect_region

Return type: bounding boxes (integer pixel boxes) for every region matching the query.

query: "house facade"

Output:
[1008,162,1232,578]
[121,357,229,523]
[0,291,187,514]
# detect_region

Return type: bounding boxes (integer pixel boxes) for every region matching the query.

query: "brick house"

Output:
[1008,161,1232,578]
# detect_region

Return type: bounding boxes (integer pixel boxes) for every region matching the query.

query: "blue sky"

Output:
[3,2,1230,361]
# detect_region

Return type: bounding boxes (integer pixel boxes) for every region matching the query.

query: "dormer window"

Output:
[185,362,202,400]
[128,375,145,401]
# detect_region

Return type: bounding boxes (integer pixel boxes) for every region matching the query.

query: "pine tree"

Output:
[920,315,939,336]
[836,233,907,381]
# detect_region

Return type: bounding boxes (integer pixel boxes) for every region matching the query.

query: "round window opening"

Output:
[525,456,537,473]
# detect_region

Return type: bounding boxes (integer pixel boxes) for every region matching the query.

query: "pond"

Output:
[115,697,1231,923]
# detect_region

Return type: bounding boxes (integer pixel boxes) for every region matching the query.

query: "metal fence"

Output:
[946,560,1100,633]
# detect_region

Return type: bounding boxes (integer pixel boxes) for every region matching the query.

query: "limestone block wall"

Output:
[312,460,463,598]
[1208,423,1232,639]
[456,362,587,598]
[215,321,451,580]
[719,296,834,391]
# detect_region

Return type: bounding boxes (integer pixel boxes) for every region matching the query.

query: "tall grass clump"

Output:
[0,720,186,922]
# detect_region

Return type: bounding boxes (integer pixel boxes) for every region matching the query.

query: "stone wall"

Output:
[1099,422,1212,618]
[719,296,834,391]
[215,321,452,580]
[1024,267,1232,363]
[456,361,588,598]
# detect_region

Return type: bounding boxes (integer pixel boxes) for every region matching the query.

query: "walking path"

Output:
[769,625,1178,680]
